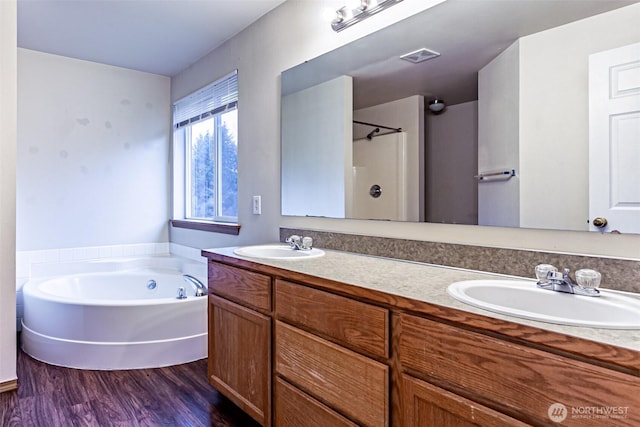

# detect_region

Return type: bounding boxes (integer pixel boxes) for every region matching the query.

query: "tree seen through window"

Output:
[189,109,237,219]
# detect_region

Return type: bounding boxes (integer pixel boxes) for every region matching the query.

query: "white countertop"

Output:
[204,246,640,353]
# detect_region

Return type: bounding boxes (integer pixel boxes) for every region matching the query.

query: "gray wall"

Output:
[427,101,478,225]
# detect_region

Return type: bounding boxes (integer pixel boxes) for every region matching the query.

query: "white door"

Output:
[589,42,640,233]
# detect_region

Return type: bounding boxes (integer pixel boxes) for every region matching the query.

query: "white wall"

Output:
[354,95,424,221]
[427,101,478,225]
[478,41,520,228]
[1,0,17,388]
[519,3,640,231]
[17,49,171,251]
[173,0,640,260]
[282,76,353,218]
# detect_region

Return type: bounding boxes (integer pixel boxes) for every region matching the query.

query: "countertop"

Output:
[203,245,640,371]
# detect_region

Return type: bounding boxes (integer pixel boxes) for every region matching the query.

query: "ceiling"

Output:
[17,0,287,77]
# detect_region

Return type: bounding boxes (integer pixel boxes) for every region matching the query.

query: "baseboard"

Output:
[0,379,17,393]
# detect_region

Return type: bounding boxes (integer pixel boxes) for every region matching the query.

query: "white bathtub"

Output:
[21,256,207,370]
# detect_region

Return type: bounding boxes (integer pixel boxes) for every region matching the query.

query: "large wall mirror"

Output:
[281,0,640,234]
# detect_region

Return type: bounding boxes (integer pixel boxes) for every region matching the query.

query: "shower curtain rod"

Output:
[353,120,402,132]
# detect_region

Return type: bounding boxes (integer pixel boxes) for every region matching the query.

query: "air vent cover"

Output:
[400,48,440,64]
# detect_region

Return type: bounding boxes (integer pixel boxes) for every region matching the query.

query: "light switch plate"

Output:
[252,195,262,215]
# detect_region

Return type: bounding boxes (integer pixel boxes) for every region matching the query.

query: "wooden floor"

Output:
[0,348,261,427]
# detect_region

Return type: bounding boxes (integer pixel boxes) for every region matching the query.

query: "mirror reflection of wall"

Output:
[281,76,353,218]
[427,100,479,226]
[281,1,640,233]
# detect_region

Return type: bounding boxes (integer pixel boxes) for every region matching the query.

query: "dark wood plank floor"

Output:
[0,348,261,426]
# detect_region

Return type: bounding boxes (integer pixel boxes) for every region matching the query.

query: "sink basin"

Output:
[233,244,325,260]
[447,280,640,329]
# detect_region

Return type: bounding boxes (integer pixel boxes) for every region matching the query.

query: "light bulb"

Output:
[429,99,446,113]
[346,0,367,11]
[322,7,340,22]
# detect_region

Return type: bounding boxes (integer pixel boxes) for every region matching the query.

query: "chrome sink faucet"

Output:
[285,235,313,250]
[535,265,601,297]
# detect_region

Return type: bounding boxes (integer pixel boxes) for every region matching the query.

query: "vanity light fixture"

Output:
[428,98,446,114]
[331,0,404,32]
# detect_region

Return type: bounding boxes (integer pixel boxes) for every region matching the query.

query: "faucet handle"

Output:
[575,269,601,289]
[286,235,301,247]
[535,264,557,281]
[302,236,313,250]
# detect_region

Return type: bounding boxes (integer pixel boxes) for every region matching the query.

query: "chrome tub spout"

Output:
[183,274,207,297]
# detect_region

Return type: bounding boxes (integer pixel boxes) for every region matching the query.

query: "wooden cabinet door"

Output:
[274,377,359,427]
[403,374,528,427]
[208,294,271,426]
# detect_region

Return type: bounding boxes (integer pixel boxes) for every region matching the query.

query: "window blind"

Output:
[173,70,238,129]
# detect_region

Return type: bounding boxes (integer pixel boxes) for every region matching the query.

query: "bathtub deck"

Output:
[0,347,260,427]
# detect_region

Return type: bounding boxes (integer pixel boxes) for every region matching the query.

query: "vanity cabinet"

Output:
[204,251,640,427]
[396,313,640,426]
[274,279,390,427]
[207,263,272,426]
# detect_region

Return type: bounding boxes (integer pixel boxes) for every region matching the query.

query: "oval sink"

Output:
[233,244,325,260]
[447,280,640,329]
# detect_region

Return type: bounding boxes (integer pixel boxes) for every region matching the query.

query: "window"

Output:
[172,71,238,230]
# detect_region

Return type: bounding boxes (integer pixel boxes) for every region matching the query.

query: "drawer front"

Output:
[397,313,640,426]
[403,374,528,427]
[275,321,389,427]
[275,377,358,427]
[275,279,388,358]
[208,262,271,312]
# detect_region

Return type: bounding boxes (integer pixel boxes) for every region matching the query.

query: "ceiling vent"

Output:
[400,48,440,64]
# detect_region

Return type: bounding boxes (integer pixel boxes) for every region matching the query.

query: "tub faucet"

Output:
[285,235,313,250]
[183,274,207,297]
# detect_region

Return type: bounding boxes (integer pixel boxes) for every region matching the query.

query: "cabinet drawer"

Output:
[403,374,528,427]
[275,279,388,358]
[397,313,640,426]
[208,262,271,312]
[275,321,388,427]
[275,377,358,427]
